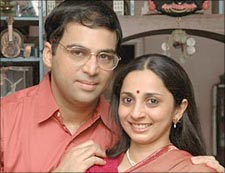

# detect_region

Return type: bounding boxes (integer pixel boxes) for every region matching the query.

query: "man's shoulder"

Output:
[1,73,50,106]
[1,84,39,107]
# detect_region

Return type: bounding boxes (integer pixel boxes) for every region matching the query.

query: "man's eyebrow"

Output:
[66,44,116,53]
[66,43,85,48]
[100,49,116,54]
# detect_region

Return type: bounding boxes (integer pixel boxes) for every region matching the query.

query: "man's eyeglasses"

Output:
[58,42,121,71]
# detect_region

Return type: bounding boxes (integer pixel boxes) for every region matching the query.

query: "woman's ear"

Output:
[43,42,53,69]
[173,99,188,122]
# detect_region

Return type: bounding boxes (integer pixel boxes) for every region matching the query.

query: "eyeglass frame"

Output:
[57,42,121,71]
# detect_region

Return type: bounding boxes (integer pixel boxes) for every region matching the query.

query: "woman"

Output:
[87,54,221,172]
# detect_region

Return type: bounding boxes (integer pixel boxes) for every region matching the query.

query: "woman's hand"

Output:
[191,156,224,172]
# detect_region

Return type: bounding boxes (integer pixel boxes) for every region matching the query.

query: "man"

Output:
[0,1,223,172]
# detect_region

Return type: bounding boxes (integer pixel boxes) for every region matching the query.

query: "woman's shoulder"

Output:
[168,149,216,172]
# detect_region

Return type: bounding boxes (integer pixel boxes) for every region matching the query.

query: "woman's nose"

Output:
[130,103,146,119]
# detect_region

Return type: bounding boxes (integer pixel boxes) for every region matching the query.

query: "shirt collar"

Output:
[35,73,116,131]
[35,73,59,123]
[96,96,117,131]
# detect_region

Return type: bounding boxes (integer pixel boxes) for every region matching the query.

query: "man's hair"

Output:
[45,0,123,54]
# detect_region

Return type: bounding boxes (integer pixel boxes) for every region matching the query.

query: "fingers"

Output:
[72,140,106,158]
[191,156,225,173]
[85,155,106,167]
[54,140,106,172]
[205,162,225,173]
[191,156,217,164]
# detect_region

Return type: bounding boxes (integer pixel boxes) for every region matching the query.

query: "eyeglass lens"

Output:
[61,43,120,70]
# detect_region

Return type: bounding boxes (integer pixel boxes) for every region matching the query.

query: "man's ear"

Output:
[43,42,53,69]
[173,99,188,122]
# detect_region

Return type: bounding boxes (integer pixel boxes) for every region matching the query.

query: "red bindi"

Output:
[136,90,140,94]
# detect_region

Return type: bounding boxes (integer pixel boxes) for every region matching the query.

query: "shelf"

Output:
[0,57,40,62]
[0,0,44,96]
[0,16,39,21]
[0,1,44,82]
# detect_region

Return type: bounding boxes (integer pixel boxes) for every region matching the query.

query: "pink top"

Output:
[87,153,124,172]
[0,73,118,172]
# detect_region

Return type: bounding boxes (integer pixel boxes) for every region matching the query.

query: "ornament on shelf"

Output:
[161,29,196,63]
[148,0,209,17]
[0,0,15,12]
[1,16,21,58]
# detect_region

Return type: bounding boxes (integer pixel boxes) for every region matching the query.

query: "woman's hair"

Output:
[107,53,206,157]
[44,0,123,54]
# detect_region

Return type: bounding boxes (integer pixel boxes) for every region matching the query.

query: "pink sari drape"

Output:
[87,144,216,172]
[126,145,216,172]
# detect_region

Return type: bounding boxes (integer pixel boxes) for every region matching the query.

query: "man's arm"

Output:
[191,156,224,173]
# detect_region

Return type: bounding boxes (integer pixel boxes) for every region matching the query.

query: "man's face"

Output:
[44,23,117,106]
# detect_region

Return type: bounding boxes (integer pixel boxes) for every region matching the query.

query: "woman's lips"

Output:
[130,123,153,133]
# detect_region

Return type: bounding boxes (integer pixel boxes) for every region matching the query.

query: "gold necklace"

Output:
[126,149,136,166]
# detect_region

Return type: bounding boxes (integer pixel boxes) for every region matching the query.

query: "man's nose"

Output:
[82,54,99,76]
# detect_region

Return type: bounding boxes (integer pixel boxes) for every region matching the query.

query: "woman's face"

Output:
[118,69,184,148]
